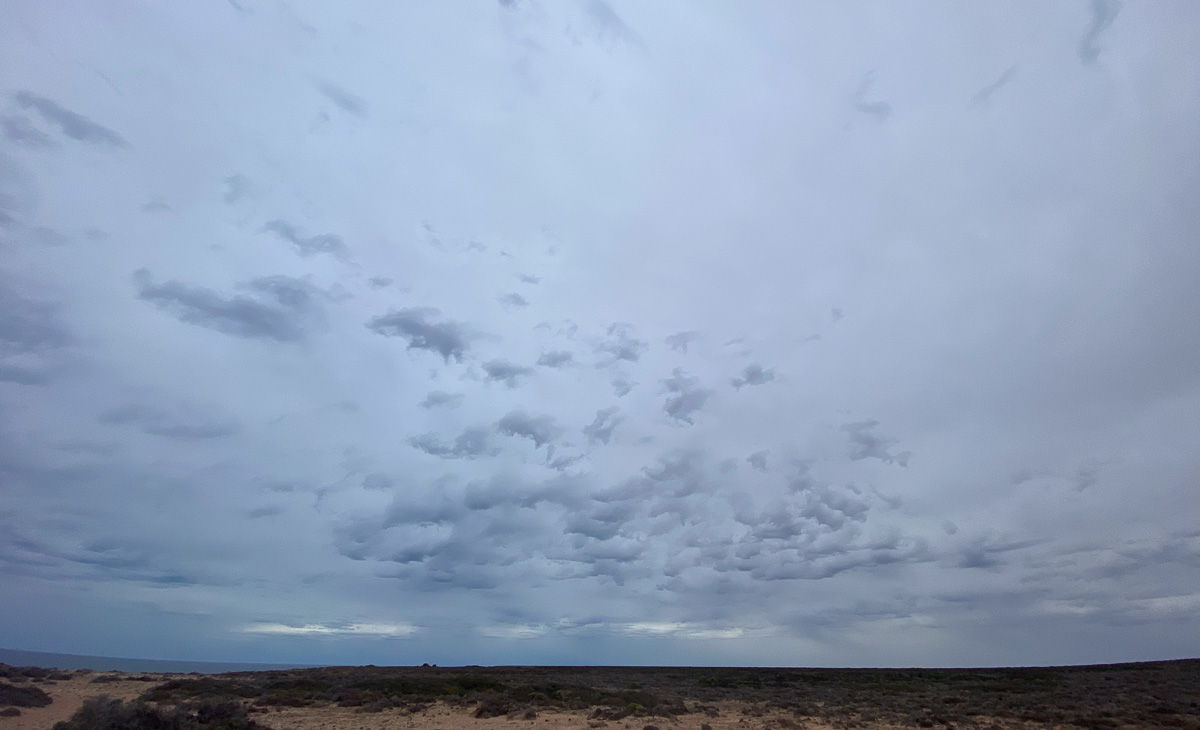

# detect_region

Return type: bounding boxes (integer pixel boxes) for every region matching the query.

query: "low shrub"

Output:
[51,696,263,730]
[0,680,53,708]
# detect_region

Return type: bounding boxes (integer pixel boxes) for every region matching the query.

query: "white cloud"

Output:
[242,622,418,637]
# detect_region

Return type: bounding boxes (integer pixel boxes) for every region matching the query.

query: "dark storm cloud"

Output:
[261,220,352,263]
[1,115,57,149]
[747,450,769,473]
[536,350,574,368]
[134,270,325,342]
[731,363,775,389]
[367,276,393,289]
[481,358,534,387]
[517,273,541,284]
[496,410,563,449]
[595,323,648,365]
[497,292,528,310]
[12,91,128,147]
[661,368,712,424]
[970,65,1019,108]
[853,73,891,121]
[1079,0,1121,64]
[664,330,699,353]
[408,427,494,460]
[365,307,473,362]
[98,403,241,440]
[419,390,463,409]
[314,80,368,117]
[841,420,911,466]
[582,407,622,445]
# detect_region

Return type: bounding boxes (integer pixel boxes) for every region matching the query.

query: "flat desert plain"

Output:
[2,660,1198,729]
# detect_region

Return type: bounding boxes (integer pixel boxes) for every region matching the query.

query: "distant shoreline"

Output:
[0,647,320,674]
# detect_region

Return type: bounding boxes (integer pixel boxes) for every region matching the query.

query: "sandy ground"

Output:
[0,676,1048,730]
[255,702,848,730]
[0,673,161,730]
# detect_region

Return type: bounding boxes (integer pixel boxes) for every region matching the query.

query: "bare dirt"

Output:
[0,673,155,730]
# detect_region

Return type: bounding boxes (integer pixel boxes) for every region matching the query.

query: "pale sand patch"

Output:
[0,673,163,730]
[255,701,849,730]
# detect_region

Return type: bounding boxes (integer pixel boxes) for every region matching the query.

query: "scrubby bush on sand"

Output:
[51,696,263,730]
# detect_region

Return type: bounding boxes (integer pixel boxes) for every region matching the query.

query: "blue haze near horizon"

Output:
[0,648,319,674]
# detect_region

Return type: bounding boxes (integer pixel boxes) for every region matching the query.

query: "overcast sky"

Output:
[2,0,1199,669]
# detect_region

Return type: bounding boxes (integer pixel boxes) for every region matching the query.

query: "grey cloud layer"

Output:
[11,91,128,148]
[134,270,325,342]
[2,0,1197,668]
[366,308,473,362]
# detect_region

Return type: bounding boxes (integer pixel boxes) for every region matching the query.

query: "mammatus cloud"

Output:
[841,420,911,466]
[134,270,325,342]
[366,308,473,362]
[731,363,775,389]
[12,91,128,147]
[536,350,574,368]
[496,410,563,448]
[583,406,622,445]
[262,220,353,263]
[661,368,712,424]
[314,80,368,118]
[419,390,463,409]
[409,427,494,460]
[482,358,535,388]
[1079,0,1121,64]
[664,330,700,354]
